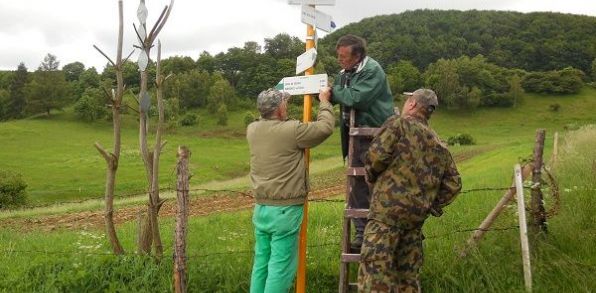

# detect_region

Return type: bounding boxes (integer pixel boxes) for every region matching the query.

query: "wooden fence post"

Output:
[531,129,547,233]
[515,164,533,292]
[174,146,190,293]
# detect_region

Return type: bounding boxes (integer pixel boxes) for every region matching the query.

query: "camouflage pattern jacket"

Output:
[364,114,462,229]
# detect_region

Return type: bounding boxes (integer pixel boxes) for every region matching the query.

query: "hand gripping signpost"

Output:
[286,1,335,292]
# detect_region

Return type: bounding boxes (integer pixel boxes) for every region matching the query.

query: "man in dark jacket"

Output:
[358,89,462,292]
[331,34,394,250]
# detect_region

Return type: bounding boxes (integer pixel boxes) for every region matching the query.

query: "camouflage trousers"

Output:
[358,220,424,293]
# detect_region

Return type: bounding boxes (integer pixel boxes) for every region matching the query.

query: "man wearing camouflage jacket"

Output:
[358,89,462,292]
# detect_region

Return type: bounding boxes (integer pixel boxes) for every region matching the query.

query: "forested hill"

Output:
[320,10,596,73]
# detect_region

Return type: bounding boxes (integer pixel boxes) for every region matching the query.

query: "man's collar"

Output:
[404,113,429,125]
[340,56,369,74]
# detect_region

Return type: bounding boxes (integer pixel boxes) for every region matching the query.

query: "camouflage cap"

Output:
[257,88,291,116]
[410,88,439,108]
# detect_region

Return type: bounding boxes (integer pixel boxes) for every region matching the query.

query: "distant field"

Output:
[0,87,595,206]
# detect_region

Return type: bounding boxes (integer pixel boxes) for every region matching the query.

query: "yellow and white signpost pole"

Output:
[295,19,315,293]
[286,1,336,291]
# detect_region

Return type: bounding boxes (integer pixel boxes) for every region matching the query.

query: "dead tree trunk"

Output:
[174,146,190,293]
[93,0,134,255]
[135,0,175,258]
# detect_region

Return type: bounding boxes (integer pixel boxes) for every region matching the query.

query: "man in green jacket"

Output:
[247,88,334,293]
[331,34,395,251]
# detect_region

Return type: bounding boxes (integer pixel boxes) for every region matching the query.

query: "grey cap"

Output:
[410,88,439,108]
[257,88,290,116]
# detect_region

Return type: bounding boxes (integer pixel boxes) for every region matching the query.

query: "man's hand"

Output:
[319,87,332,103]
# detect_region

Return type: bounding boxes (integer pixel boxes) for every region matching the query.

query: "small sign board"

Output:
[296,48,317,74]
[301,5,335,32]
[288,0,335,5]
[275,74,328,96]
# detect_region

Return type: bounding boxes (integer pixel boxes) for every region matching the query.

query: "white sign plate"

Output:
[288,0,335,6]
[296,48,317,75]
[301,5,335,32]
[276,74,328,96]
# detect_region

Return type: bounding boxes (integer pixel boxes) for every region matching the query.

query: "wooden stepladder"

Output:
[339,110,380,293]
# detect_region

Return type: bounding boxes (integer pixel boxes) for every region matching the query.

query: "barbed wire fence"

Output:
[1,183,561,256]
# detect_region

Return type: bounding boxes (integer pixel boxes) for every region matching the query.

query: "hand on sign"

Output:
[318,87,332,103]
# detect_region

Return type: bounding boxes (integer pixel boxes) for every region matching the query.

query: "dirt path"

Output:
[1,184,345,232]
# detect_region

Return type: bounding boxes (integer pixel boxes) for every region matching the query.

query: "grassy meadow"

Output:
[0,88,595,292]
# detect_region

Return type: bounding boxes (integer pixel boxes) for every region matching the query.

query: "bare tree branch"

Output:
[93,45,116,67]
[147,6,169,42]
[123,49,136,64]
[126,104,140,114]
[133,23,146,47]
[94,142,111,162]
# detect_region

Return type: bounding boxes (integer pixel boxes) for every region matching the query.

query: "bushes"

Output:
[243,111,257,127]
[0,170,27,209]
[522,67,584,94]
[73,88,107,122]
[447,133,475,146]
[179,113,199,126]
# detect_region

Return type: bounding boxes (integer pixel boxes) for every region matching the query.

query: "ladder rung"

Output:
[345,209,369,218]
[349,127,379,137]
[346,167,366,176]
[349,283,359,290]
[341,253,361,263]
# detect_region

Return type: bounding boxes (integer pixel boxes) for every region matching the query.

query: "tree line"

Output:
[0,10,595,121]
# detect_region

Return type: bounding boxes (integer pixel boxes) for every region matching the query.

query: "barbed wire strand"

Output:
[19,185,553,210]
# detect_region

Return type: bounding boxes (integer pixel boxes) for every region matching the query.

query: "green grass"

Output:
[0,88,595,292]
[0,107,342,205]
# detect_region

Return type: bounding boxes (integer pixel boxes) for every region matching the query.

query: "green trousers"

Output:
[250,204,304,293]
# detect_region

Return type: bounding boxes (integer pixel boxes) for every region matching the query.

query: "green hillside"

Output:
[320,10,596,73]
[1,88,595,207]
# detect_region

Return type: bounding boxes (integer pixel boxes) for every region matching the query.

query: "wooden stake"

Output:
[550,132,559,167]
[515,164,533,292]
[173,146,190,293]
[531,129,547,233]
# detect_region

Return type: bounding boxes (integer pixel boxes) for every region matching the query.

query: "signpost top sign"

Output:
[288,0,335,5]
[301,5,335,32]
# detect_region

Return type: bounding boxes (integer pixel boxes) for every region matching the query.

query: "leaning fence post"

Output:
[531,129,547,233]
[174,146,190,293]
[515,164,533,292]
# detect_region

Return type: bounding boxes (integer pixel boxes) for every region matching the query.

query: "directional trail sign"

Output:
[275,74,328,96]
[296,48,317,74]
[288,0,335,5]
[301,5,335,32]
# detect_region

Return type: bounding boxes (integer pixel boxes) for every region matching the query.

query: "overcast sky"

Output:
[1,0,595,71]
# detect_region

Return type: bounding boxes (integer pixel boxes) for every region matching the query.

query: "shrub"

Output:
[447,133,476,146]
[480,92,514,107]
[549,103,561,112]
[243,111,257,127]
[179,113,198,126]
[0,170,27,209]
[522,68,584,94]
[73,92,107,122]
[217,104,228,126]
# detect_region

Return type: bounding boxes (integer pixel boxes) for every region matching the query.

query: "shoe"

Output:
[350,236,363,253]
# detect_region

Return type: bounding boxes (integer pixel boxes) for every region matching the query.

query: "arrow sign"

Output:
[275,74,328,96]
[296,48,317,75]
[288,0,335,5]
[301,5,335,32]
